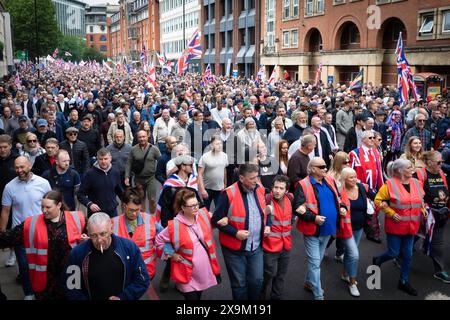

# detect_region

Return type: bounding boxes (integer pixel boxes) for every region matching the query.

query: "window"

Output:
[100,45,107,52]
[306,0,313,16]
[443,11,450,33]
[317,0,324,13]
[90,26,94,33]
[419,15,434,33]
[100,35,107,41]
[292,30,298,46]
[293,0,299,17]
[90,35,94,41]
[283,0,290,19]
[283,31,290,47]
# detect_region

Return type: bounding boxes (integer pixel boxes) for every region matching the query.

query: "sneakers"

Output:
[348,284,360,297]
[303,282,325,295]
[341,275,358,285]
[433,271,450,284]
[5,254,16,267]
[24,295,35,300]
[334,254,344,263]
[398,281,418,296]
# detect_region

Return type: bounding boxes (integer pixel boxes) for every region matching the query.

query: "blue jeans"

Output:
[221,245,264,300]
[375,234,414,283]
[342,229,363,278]
[303,235,331,300]
[14,244,34,296]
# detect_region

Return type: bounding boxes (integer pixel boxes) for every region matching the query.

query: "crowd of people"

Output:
[0,62,449,300]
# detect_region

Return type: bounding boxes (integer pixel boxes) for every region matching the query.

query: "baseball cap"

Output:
[36,119,48,127]
[18,115,27,122]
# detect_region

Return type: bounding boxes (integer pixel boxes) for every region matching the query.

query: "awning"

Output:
[237,46,246,63]
[245,45,255,63]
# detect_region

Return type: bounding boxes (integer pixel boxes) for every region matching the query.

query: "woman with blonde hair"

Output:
[19,132,45,165]
[328,151,351,189]
[400,136,425,172]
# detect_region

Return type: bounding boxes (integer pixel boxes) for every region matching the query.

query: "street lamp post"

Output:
[34,0,40,78]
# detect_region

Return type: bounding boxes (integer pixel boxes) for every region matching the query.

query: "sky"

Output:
[81,0,119,5]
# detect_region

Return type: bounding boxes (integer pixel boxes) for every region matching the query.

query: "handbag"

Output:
[367,199,375,215]
[131,145,151,175]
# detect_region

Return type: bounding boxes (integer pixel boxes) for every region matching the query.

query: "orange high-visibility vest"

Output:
[112,212,157,279]
[296,175,341,236]
[23,211,85,292]
[416,167,448,189]
[385,178,424,235]
[218,182,267,250]
[168,208,220,284]
[337,184,369,239]
[263,194,292,253]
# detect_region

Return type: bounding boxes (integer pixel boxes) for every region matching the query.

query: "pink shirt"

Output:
[155,213,217,293]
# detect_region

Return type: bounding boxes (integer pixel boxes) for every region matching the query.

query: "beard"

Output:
[299,123,308,129]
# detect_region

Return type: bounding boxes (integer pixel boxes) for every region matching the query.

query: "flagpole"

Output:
[34,0,40,79]
[182,0,186,51]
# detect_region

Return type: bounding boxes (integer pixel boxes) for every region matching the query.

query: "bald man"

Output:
[1,156,51,299]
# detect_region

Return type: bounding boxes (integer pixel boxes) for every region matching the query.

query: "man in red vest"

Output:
[261,175,293,300]
[212,164,270,300]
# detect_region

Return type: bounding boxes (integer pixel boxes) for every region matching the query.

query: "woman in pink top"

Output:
[156,188,224,300]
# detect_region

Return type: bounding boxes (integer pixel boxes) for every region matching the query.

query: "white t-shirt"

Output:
[198,151,229,191]
[2,174,52,227]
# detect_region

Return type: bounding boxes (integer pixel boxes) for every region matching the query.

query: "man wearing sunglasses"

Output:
[59,127,90,176]
[293,157,347,300]
[401,113,432,153]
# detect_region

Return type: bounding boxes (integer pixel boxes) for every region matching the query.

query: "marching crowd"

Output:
[0,63,449,300]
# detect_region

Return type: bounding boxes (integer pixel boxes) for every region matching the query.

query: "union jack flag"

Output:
[202,63,213,86]
[396,32,419,105]
[186,29,202,61]
[177,51,188,74]
[140,45,147,61]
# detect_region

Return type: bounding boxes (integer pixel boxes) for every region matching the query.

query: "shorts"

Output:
[135,175,158,201]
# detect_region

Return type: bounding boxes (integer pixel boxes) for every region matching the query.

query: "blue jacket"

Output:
[65,234,150,300]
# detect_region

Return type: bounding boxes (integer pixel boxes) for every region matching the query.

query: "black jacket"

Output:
[0,151,18,197]
[59,139,90,174]
[344,127,358,153]
[77,128,102,158]
[315,130,333,168]
[32,153,55,177]
[21,100,35,119]
[283,123,304,146]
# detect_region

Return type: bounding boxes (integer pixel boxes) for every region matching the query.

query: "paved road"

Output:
[2,214,450,300]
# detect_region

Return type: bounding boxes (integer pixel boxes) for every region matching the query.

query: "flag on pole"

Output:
[257,65,266,82]
[140,45,147,61]
[186,29,202,61]
[177,51,188,75]
[314,62,323,86]
[349,69,364,90]
[52,48,59,58]
[14,74,22,90]
[102,60,112,71]
[268,65,278,85]
[202,63,213,86]
[64,51,72,57]
[396,32,419,105]
[147,63,156,87]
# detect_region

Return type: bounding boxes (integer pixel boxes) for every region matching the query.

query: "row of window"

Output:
[132,0,148,12]
[283,0,323,20]
[89,35,107,42]
[130,8,149,24]
[88,25,106,33]
[111,12,120,23]
[282,29,298,48]
[161,39,188,54]
[161,11,199,35]
[161,0,197,14]
[418,8,450,37]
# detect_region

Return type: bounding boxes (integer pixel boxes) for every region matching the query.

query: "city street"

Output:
[2,214,450,300]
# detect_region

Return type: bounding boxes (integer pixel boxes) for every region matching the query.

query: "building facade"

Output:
[260,0,450,87]
[0,3,13,76]
[160,0,201,72]
[202,0,261,77]
[86,4,119,57]
[108,0,159,63]
[52,0,86,37]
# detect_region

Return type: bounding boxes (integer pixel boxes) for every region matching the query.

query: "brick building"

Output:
[86,4,119,57]
[202,0,261,77]
[260,0,450,87]
[109,0,160,63]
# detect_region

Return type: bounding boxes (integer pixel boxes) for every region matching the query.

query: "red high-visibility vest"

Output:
[218,182,267,250]
[167,208,220,284]
[23,211,85,293]
[385,178,424,235]
[296,175,340,236]
[112,212,157,279]
[416,167,448,189]
[263,193,293,253]
[338,184,369,239]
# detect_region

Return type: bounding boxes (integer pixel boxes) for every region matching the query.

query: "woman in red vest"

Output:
[155,188,221,300]
[0,190,86,300]
[373,158,425,296]
[111,185,162,280]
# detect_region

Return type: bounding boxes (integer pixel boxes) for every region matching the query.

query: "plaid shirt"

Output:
[401,126,432,152]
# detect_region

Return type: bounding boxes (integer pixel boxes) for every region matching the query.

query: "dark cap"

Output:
[65,127,79,133]
[375,109,387,116]
[82,114,93,121]
[18,115,27,122]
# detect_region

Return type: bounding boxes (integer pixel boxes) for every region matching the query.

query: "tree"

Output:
[5,0,61,60]
[82,46,105,62]
[58,35,85,61]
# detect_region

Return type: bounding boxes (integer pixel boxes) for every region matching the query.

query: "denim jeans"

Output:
[262,249,290,300]
[375,234,414,283]
[342,230,362,279]
[205,189,222,211]
[14,244,34,296]
[303,235,331,300]
[221,245,264,300]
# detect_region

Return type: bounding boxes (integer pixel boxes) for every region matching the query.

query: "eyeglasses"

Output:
[434,160,443,165]
[417,119,426,122]
[68,132,78,136]
[367,137,375,140]
[183,203,199,209]
[314,165,327,170]
[27,140,37,143]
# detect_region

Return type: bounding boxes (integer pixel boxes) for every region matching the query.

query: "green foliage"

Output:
[58,35,105,61]
[82,45,105,61]
[5,0,61,59]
